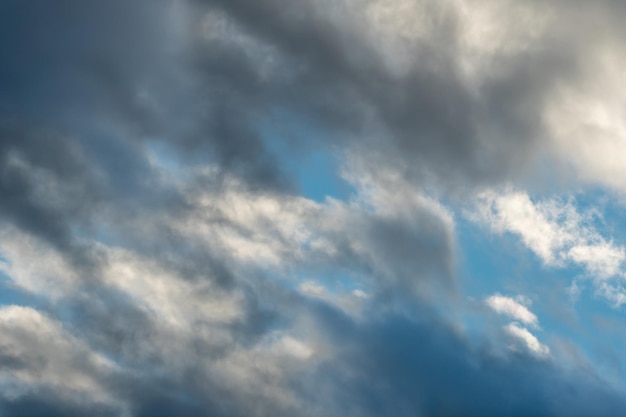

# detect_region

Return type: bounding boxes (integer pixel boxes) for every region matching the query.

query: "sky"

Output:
[2,0,626,416]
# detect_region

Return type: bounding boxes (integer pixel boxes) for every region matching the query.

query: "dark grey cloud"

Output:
[5,297,624,417]
[189,0,569,187]
[0,0,622,196]
[321,312,626,417]
[0,0,295,192]
[1,0,626,416]
[1,398,109,417]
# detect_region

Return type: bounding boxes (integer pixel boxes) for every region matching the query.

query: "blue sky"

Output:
[3,1,626,416]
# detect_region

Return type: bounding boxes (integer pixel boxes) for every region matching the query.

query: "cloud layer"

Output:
[2,0,626,416]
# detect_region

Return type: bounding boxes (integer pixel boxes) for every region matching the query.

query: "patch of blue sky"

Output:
[148,139,184,174]
[562,281,626,384]
[455,216,549,300]
[260,108,355,203]
[69,222,119,248]
[456,213,626,387]
[280,263,370,303]
[293,149,354,203]
[149,115,355,204]
[535,187,626,379]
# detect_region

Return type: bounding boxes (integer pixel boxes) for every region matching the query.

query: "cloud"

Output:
[0,159,459,415]
[1,0,626,416]
[505,322,551,358]
[0,0,580,194]
[473,189,626,305]
[306,311,622,417]
[0,306,125,415]
[0,163,622,416]
[485,294,538,328]
[485,294,549,358]
[473,191,574,265]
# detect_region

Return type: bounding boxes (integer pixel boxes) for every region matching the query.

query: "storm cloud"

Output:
[1,0,626,416]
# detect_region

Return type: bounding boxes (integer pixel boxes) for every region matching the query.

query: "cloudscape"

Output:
[2,1,626,416]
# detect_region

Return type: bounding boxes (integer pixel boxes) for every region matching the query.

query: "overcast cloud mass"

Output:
[2,0,626,415]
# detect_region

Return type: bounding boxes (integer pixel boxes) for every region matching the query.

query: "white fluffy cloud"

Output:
[485,294,538,328]
[473,189,626,305]
[485,293,549,357]
[505,322,550,358]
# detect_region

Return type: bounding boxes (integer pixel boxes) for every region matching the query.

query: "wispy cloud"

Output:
[485,294,538,328]
[473,189,626,305]
[505,322,550,358]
